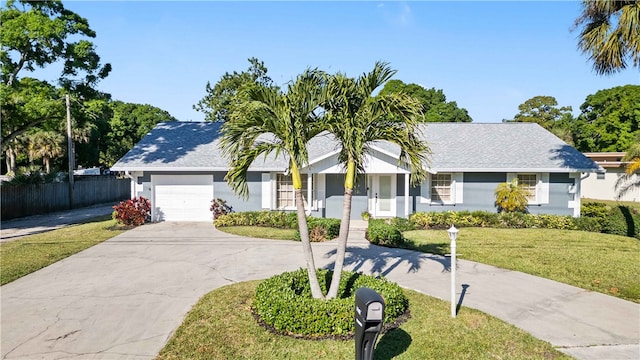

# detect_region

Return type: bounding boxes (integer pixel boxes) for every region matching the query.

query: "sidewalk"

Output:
[0,221,638,359]
[0,203,116,241]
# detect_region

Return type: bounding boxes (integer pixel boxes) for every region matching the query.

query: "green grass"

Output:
[0,216,126,285]
[219,226,297,240]
[158,281,568,360]
[402,228,640,302]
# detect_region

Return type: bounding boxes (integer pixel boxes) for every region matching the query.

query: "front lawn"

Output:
[0,216,125,285]
[158,281,568,360]
[218,225,297,240]
[402,228,640,303]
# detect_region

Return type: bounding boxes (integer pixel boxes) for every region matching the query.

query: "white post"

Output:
[448,225,459,318]
[404,173,410,218]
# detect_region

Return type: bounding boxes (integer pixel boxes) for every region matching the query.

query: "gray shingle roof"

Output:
[111,121,601,173]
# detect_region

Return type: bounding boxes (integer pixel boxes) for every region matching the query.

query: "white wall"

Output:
[581,168,640,202]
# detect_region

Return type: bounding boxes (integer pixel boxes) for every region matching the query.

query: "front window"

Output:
[517,174,537,201]
[276,174,308,209]
[431,174,452,202]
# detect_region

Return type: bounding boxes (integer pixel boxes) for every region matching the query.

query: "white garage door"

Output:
[152,175,214,221]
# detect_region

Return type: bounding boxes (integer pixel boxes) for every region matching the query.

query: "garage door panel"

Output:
[152,175,213,222]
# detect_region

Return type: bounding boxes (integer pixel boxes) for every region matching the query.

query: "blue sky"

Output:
[45,1,639,123]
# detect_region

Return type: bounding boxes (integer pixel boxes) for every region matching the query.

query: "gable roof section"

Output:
[419,123,602,173]
[112,121,602,173]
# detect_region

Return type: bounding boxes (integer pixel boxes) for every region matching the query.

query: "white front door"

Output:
[368,174,396,218]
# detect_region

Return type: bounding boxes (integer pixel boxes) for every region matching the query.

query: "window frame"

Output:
[431,173,453,203]
[275,173,309,210]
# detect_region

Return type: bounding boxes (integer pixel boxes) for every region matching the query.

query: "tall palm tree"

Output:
[322,62,430,299]
[220,69,327,299]
[574,0,640,75]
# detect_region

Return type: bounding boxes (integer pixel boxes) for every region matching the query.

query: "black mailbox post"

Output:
[354,287,385,360]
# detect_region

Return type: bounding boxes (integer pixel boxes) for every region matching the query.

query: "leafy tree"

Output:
[494,180,529,213]
[573,0,640,75]
[378,79,472,122]
[1,0,111,143]
[573,85,640,152]
[220,69,327,299]
[507,96,572,130]
[322,62,430,299]
[194,57,275,122]
[505,96,576,144]
[99,101,177,167]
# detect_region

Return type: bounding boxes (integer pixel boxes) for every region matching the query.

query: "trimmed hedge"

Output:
[253,268,408,338]
[215,211,340,242]
[366,219,403,247]
[366,203,640,245]
[214,211,298,228]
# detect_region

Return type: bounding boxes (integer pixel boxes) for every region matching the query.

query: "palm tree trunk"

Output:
[44,157,50,173]
[326,161,356,299]
[290,162,324,300]
[295,189,325,299]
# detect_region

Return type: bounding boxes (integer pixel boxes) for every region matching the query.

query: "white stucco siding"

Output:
[581,168,640,202]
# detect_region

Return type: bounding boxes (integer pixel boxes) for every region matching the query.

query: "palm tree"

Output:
[494,180,529,213]
[28,131,65,173]
[220,69,327,299]
[322,62,430,299]
[574,0,640,75]
[616,139,640,199]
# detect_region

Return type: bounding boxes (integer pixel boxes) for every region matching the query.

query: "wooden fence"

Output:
[1,176,131,220]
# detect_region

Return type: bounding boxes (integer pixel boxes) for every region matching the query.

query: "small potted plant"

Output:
[361,210,371,221]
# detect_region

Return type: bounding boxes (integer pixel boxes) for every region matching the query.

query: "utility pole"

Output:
[66,94,75,209]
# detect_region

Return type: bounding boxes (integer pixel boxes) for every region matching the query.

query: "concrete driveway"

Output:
[1,222,334,359]
[1,222,638,359]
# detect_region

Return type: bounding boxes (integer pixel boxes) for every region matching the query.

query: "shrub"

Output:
[215,211,297,228]
[215,211,339,241]
[308,218,341,241]
[253,268,408,338]
[602,206,640,239]
[367,219,403,247]
[112,197,151,226]
[574,216,602,232]
[210,198,233,220]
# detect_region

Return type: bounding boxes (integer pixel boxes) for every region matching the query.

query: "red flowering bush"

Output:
[210,198,233,220]
[112,197,151,226]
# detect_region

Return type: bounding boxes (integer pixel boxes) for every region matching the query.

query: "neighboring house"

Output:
[582,152,639,202]
[111,122,602,222]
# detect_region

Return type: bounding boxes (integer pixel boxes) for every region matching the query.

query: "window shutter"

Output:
[261,173,272,209]
[538,173,549,204]
[420,176,431,203]
[453,173,464,204]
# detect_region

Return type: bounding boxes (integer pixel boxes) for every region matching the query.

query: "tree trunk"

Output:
[326,187,353,299]
[295,188,325,299]
[5,147,16,175]
[326,161,356,299]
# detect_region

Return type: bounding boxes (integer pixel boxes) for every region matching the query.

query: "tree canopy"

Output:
[1,0,112,144]
[504,96,576,145]
[573,85,640,152]
[378,79,472,122]
[194,57,275,122]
